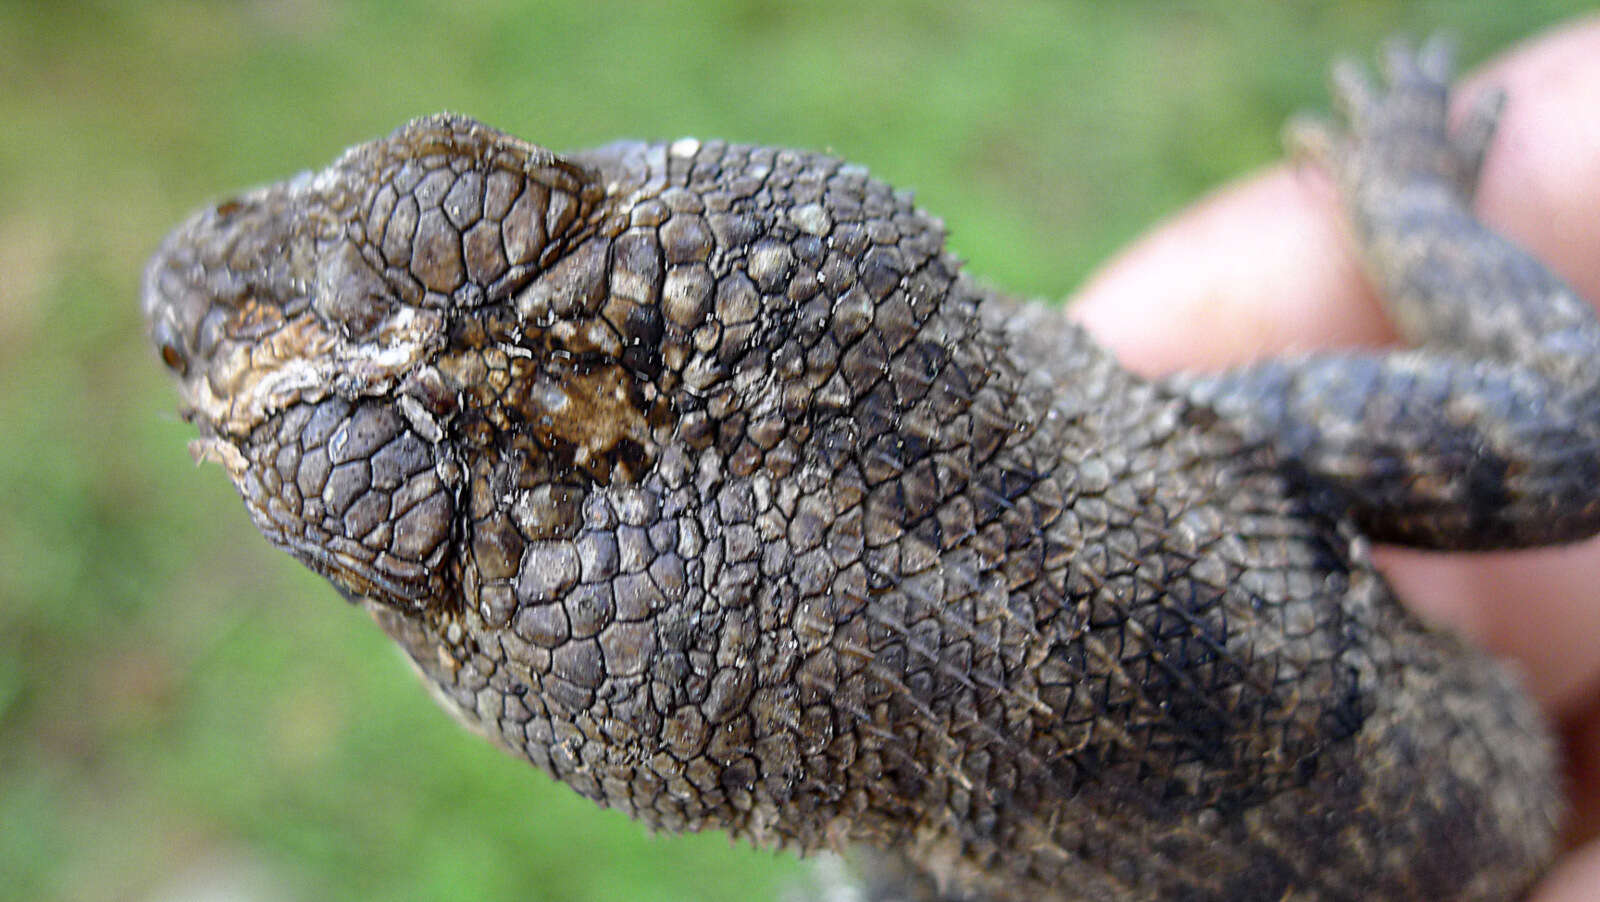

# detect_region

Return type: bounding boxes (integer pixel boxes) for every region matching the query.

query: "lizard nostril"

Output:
[152,319,189,376]
[160,341,187,374]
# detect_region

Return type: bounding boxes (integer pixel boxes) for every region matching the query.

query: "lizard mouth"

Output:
[281,530,437,606]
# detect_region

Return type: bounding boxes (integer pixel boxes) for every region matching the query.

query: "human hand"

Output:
[1069,16,1600,901]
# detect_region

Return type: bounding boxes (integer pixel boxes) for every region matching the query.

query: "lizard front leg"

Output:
[1176,37,1600,550]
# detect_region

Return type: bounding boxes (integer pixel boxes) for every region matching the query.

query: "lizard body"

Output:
[143,41,1589,900]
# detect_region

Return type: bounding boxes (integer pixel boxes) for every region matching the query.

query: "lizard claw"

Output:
[1329,57,1378,129]
[1283,112,1340,175]
[1454,84,1507,190]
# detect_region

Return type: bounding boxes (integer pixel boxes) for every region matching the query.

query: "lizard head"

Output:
[141,114,616,613]
[142,113,608,441]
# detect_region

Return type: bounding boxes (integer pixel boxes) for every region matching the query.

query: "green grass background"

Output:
[1,2,1593,900]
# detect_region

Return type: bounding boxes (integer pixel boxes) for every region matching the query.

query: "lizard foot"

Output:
[1287,34,1505,202]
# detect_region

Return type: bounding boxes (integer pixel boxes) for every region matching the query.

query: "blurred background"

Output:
[1,2,1593,900]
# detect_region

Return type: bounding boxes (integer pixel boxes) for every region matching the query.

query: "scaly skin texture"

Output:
[144,42,1591,901]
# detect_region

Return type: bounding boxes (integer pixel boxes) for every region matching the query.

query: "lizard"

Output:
[140,38,1597,901]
